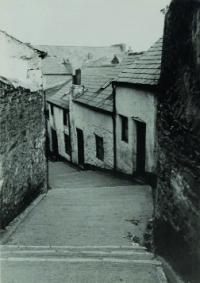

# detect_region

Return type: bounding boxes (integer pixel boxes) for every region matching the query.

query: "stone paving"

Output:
[0,161,167,282]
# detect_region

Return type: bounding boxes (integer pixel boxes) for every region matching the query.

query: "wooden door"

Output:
[76,128,84,166]
[136,121,146,175]
[51,128,58,156]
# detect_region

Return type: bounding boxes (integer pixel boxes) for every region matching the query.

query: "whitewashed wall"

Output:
[0,31,43,91]
[48,104,70,161]
[115,86,157,175]
[70,101,114,170]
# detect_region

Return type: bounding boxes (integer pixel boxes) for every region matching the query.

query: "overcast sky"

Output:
[0,0,171,51]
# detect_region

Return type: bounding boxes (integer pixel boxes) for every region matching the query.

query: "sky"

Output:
[0,0,171,51]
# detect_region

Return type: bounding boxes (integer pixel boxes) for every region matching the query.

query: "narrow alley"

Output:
[0,161,167,283]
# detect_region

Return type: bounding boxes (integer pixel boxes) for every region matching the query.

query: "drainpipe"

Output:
[68,108,72,163]
[112,82,117,172]
[43,89,49,193]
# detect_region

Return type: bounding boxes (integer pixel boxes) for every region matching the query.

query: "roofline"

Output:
[0,30,47,58]
[43,73,73,75]
[35,44,126,50]
[47,100,69,110]
[73,99,113,116]
[45,78,72,91]
[112,80,160,92]
[0,75,42,91]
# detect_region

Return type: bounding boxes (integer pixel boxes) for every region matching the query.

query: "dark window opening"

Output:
[95,135,104,161]
[63,110,68,126]
[64,134,71,155]
[50,104,54,115]
[45,109,49,120]
[76,128,84,166]
[121,115,128,142]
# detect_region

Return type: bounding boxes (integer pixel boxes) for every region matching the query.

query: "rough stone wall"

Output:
[155,1,200,281]
[0,81,47,228]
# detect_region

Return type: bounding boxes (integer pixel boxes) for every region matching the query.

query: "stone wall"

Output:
[0,80,47,228]
[155,1,200,282]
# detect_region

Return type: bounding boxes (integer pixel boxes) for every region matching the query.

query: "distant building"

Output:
[113,38,162,176]
[35,44,126,72]
[42,56,73,99]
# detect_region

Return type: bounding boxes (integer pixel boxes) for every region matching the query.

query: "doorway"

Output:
[135,121,146,175]
[76,128,84,166]
[51,128,58,156]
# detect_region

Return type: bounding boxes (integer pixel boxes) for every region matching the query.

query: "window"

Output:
[63,110,68,126]
[95,135,104,161]
[121,115,128,142]
[50,104,54,115]
[64,134,71,155]
[45,109,49,120]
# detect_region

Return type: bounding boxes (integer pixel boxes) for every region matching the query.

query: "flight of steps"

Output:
[1,244,168,283]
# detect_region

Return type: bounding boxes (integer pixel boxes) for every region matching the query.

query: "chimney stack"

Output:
[73,68,81,85]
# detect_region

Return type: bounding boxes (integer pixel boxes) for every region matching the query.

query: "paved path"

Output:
[1,161,167,282]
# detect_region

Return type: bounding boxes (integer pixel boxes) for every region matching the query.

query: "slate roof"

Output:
[42,57,72,75]
[44,75,72,91]
[47,80,72,109]
[72,52,142,113]
[117,38,163,86]
[73,65,121,113]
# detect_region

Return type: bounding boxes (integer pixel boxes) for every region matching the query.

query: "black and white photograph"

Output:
[0,0,200,282]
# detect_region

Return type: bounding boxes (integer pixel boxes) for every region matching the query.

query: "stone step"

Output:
[1,248,154,261]
[1,255,168,283]
[1,244,146,252]
[0,245,160,266]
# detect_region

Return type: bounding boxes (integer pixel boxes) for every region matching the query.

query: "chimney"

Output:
[111,55,119,64]
[73,68,81,85]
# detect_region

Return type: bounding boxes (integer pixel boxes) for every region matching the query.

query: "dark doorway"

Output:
[76,128,84,166]
[51,128,58,156]
[135,121,146,175]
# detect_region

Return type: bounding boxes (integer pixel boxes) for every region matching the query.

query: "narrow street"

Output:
[1,161,167,282]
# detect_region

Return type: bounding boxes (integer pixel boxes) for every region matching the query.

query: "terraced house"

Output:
[113,38,162,178]
[45,38,162,181]
[69,64,120,169]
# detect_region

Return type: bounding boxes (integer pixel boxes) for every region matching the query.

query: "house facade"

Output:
[45,39,162,180]
[113,38,162,176]
[69,65,120,169]
[47,81,71,161]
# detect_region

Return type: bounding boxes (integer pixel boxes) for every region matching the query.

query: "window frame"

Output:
[63,110,68,126]
[95,134,104,161]
[64,133,71,155]
[50,104,54,116]
[120,115,128,143]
